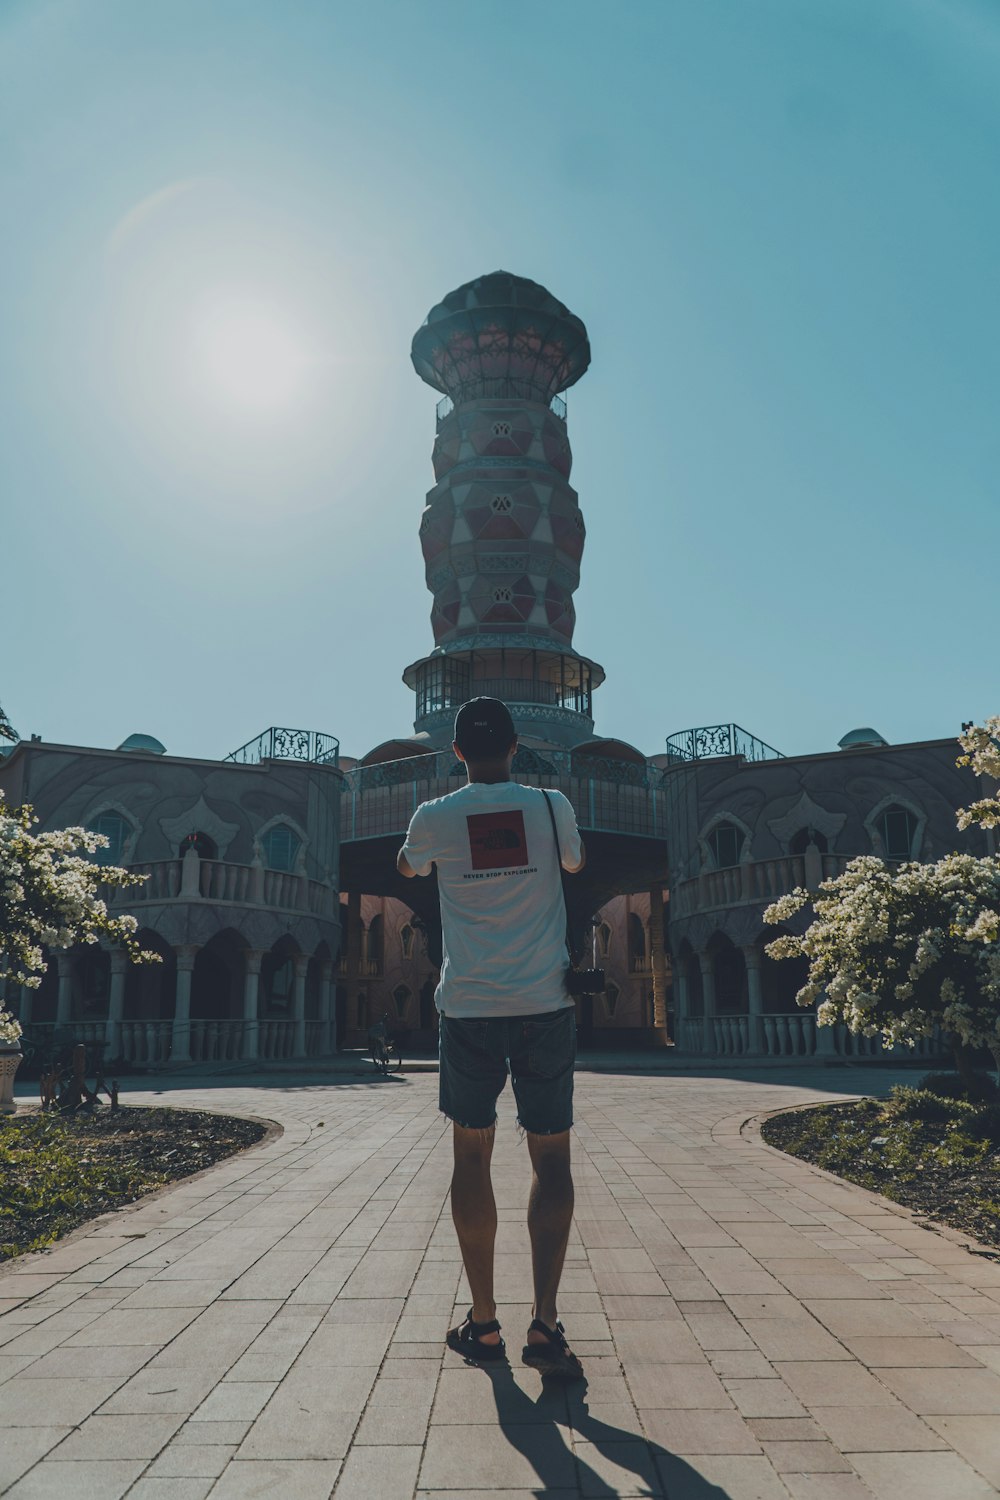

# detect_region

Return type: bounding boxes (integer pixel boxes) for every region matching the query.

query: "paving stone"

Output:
[639,1407,762,1454]
[419,1421,578,1490]
[653,1451,791,1498]
[773,1362,898,1408]
[923,1413,1000,1487]
[1,1376,122,1427]
[206,1458,341,1498]
[781,1479,876,1500]
[0,1426,73,1489]
[334,1443,422,1499]
[192,1382,277,1423]
[128,1481,216,1500]
[49,1412,186,1460]
[849,1450,998,1500]
[3,1460,147,1500]
[810,1404,947,1453]
[573,1437,662,1496]
[236,1365,379,1460]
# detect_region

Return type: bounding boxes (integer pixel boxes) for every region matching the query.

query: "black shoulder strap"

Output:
[541,787,560,862]
[542,790,573,959]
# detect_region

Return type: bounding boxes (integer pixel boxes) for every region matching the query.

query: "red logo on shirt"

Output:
[466,810,529,870]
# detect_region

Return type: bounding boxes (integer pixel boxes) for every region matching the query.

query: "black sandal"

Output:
[446,1307,506,1363]
[521,1318,585,1379]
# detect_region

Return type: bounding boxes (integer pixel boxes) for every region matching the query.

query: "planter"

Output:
[0,1047,22,1115]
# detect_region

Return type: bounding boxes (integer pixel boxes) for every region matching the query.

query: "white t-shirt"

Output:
[401,781,583,1018]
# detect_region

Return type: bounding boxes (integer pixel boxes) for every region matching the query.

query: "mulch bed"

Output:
[0,1107,268,1261]
[761,1098,1000,1262]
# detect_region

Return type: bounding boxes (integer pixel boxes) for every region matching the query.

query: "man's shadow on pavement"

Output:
[478,1360,733,1499]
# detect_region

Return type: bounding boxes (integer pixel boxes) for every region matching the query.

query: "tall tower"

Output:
[404,271,605,749]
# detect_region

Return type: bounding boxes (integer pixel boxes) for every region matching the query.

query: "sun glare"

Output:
[195,298,307,412]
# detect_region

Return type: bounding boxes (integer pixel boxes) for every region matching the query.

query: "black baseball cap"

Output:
[453,698,517,758]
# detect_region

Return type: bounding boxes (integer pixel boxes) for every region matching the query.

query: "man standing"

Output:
[397,698,585,1378]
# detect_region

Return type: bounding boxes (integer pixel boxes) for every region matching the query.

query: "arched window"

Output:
[180,831,217,860]
[708,821,744,869]
[366,915,384,973]
[596,922,612,960]
[605,981,620,1017]
[261,824,300,872]
[789,827,828,855]
[628,913,647,971]
[267,955,294,1006]
[400,923,415,960]
[88,812,131,867]
[392,984,411,1020]
[876,805,919,861]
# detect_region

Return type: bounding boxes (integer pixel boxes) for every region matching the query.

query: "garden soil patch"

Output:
[761,1099,1000,1261]
[0,1106,269,1260]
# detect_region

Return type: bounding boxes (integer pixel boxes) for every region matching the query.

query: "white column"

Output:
[16,983,33,1028]
[815,991,837,1055]
[743,946,765,1055]
[648,883,668,1033]
[56,952,74,1027]
[293,954,309,1058]
[180,846,201,898]
[243,950,262,1061]
[319,961,334,1055]
[699,951,716,1056]
[675,968,689,1048]
[106,950,129,1057]
[172,945,197,1064]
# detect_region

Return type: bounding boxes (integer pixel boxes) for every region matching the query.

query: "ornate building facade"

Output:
[2,273,994,1066]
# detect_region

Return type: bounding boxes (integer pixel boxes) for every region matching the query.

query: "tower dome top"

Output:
[412,270,590,405]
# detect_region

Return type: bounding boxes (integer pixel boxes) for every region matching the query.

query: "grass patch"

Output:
[760,1077,1000,1260]
[0,1107,268,1260]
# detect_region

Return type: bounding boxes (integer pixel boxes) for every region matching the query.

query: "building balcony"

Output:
[103,858,339,921]
[677,1012,944,1065]
[671,854,850,919]
[341,746,666,842]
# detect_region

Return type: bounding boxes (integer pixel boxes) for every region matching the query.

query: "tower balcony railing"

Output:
[225,727,341,768]
[665,724,784,764]
[342,746,664,842]
[417,676,591,719]
[435,389,567,430]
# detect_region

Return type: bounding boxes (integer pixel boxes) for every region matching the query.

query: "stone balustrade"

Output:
[671,853,851,917]
[679,1012,944,1063]
[104,858,337,918]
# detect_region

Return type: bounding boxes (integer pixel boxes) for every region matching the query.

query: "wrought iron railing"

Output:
[665,724,784,764]
[435,390,567,430]
[342,746,665,841]
[225,727,340,768]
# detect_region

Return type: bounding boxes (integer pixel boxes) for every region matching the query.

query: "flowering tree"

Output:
[957,716,1000,831]
[0,791,158,1043]
[764,718,1000,1082]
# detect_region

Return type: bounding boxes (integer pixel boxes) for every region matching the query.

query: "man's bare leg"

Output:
[450,1122,501,1344]
[525,1129,574,1341]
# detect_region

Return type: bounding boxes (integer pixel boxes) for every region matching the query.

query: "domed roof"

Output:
[412,270,591,404]
[118,733,167,755]
[838,727,888,750]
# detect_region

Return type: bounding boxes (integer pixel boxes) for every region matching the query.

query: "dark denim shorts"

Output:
[438,1006,576,1136]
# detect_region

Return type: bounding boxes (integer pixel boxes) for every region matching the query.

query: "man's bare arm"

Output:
[564,840,586,875]
[397,848,416,878]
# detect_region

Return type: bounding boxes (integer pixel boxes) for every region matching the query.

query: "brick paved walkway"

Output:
[3,1067,1000,1499]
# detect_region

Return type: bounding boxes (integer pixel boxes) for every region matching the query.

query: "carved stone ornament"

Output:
[767,792,846,852]
[159,797,240,858]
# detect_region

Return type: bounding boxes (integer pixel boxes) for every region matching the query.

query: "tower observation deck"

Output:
[405,271,605,748]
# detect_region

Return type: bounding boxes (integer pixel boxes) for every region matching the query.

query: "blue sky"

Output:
[2,0,997,764]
